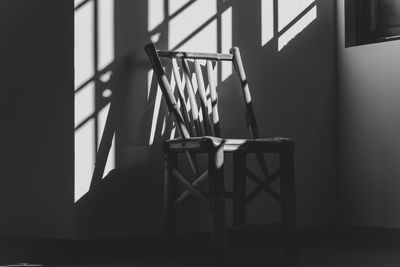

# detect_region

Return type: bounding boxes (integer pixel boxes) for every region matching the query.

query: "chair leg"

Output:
[233,152,247,227]
[208,146,227,253]
[280,147,297,261]
[164,152,177,242]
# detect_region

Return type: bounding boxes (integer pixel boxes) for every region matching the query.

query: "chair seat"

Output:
[165,136,294,153]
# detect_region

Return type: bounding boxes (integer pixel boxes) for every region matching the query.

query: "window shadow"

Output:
[73,0,336,238]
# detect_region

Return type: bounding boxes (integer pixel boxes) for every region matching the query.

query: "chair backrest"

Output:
[145,43,260,140]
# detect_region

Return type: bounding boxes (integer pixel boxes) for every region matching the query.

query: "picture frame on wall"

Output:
[345,0,400,47]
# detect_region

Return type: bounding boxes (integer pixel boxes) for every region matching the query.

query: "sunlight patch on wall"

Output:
[176,20,217,53]
[98,103,115,177]
[221,7,232,81]
[261,0,274,46]
[74,1,95,202]
[74,0,115,202]
[75,120,95,202]
[74,82,95,128]
[98,0,114,70]
[97,0,115,177]
[168,0,217,50]
[148,0,164,32]
[261,0,317,50]
[74,1,94,89]
[278,0,314,31]
[278,5,317,51]
[169,0,191,15]
[74,82,95,201]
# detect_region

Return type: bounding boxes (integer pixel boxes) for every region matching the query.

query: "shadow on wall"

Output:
[74,0,336,237]
[74,53,160,237]
[74,0,167,237]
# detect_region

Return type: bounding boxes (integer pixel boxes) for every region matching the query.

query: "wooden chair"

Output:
[145,43,296,258]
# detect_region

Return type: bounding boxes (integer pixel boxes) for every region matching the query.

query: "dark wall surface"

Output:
[338,0,400,227]
[0,0,74,238]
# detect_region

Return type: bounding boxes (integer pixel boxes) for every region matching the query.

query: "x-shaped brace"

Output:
[173,169,209,207]
[246,169,281,203]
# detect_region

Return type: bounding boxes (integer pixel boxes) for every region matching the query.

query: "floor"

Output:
[2,227,400,266]
[10,245,400,267]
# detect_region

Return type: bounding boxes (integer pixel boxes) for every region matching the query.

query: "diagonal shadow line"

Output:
[148,22,167,37]
[171,5,231,51]
[75,59,148,131]
[277,2,317,38]
[148,0,197,36]
[168,0,197,21]
[273,0,279,36]
[74,100,111,132]
[75,62,115,94]
[149,0,234,37]
[74,0,91,11]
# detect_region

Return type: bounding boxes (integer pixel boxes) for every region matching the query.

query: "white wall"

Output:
[338,0,400,227]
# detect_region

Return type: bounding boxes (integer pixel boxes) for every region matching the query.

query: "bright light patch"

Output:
[261,0,274,46]
[198,107,203,122]
[221,7,232,81]
[161,117,166,135]
[148,0,164,32]
[212,61,218,87]
[191,73,198,93]
[170,127,176,139]
[74,82,95,128]
[169,0,192,15]
[206,86,212,115]
[74,0,116,202]
[278,6,317,50]
[175,19,217,53]
[75,119,95,202]
[98,0,114,70]
[98,103,115,178]
[99,70,112,83]
[102,89,112,98]
[170,71,177,92]
[150,33,161,43]
[168,0,217,49]
[74,1,94,88]
[278,0,314,31]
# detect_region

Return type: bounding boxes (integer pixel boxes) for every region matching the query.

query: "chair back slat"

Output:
[194,59,212,136]
[145,43,259,141]
[181,58,202,136]
[145,44,190,139]
[146,43,271,191]
[171,58,193,136]
[206,60,221,137]
[230,47,260,139]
